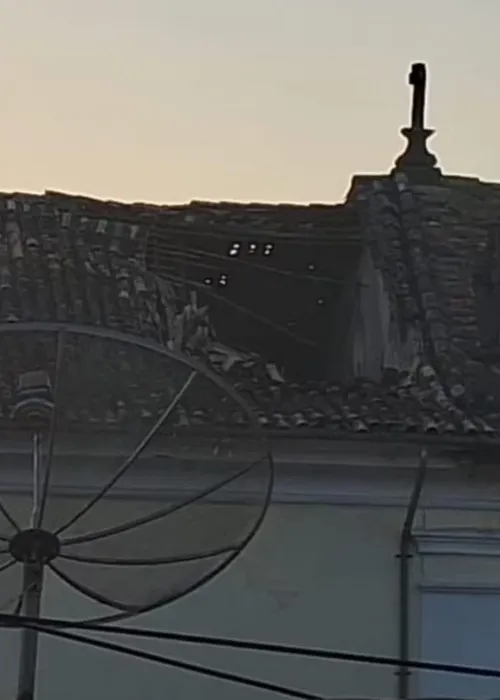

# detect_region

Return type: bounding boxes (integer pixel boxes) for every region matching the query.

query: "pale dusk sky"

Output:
[2,0,499,204]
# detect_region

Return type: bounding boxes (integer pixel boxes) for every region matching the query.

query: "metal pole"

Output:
[30,433,41,528]
[17,563,44,700]
[17,431,44,700]
[397,447,428,700]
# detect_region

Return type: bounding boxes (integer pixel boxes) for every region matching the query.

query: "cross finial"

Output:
[392,62,441,183]
[409,62,426,129]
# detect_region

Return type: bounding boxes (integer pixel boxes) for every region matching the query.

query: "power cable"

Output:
[150,242,343,284]
[155,268,319,348]
[148,245,341,349]
[0,580,37,615]
[41,191,361,246]
[16,620,326,700]
[148,222,359,245]
[1,612,500,680]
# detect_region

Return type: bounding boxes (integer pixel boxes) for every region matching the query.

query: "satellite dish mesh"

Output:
[0,323,273,623]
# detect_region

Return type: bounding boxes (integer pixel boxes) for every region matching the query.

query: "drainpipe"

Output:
[397,447,428,700]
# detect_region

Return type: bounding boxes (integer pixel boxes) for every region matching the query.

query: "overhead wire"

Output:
[1,579,39,616]
[12,619,325,700]
[150,241,344,284]
[147,238,345,349]
[145,220,360,245]
[153,268,319,348]
[0,586,26,615]
[1,612,500,681]
[41,192,359,246]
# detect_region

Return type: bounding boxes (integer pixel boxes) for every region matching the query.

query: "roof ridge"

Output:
[392,180,450,361]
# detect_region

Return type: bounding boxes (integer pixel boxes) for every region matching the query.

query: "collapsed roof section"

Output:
[30,192,362,377]
[145,200,362,377]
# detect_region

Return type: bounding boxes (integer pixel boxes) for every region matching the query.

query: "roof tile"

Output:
[0,188,497,437]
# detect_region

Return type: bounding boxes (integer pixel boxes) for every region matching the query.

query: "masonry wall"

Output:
[349,249,422,381]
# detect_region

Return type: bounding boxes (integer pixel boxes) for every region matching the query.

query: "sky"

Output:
[2,0,500,204]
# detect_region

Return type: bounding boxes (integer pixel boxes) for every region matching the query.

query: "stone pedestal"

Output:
[392,127,442,184]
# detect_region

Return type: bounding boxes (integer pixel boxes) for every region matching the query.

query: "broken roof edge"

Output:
[347,171,500,196]
[42,189,350,211]
[3,189,361,248]
[4,422,492,448]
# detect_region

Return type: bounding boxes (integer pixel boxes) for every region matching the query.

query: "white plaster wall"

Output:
[406,507,500,697]
[0,497,405,700]
[2,448,500,699]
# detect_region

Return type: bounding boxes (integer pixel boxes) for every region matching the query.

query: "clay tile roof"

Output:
[0,193,158,338]
[349,173,500,438]
[44,191,360,241]
[0,188,497,439]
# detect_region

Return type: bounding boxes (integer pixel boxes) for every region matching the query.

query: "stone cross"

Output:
[392,61,441,182]
[409,62,426,130]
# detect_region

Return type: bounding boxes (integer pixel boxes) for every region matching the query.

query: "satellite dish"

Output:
[0,322,273,699]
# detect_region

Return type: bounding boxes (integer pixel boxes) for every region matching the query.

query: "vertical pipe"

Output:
[30,433,41,528]
[17,563,44,700]
[17,430,44,700]
[397,447,428,700]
